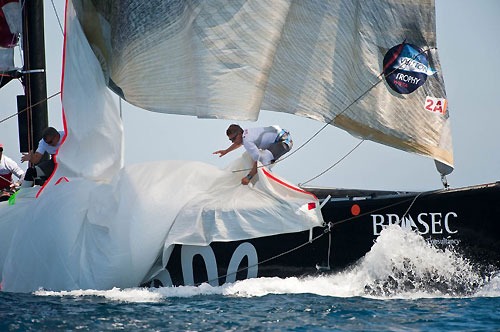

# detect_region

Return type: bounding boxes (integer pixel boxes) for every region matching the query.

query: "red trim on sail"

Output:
[261,168,317,200]
[36,0,69,198]
[383,42,405,74]
[55,177,69,185]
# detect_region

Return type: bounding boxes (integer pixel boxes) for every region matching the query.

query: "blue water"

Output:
[1,289,499,331]
[1,227,499,331]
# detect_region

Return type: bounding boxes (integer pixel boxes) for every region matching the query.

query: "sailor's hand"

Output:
[241,176,250,185]
[213,150,227,157]
[21,151,33,163]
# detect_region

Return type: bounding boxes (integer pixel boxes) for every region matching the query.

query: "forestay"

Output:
[74,0,453,168]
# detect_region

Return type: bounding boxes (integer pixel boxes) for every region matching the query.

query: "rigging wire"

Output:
[328,188,445,229]
[0,174,15,184]
[50,0,64,35]
[299,139,365,186]
[193,187,442,287]
[231,47,438,183]
[0,91,61,125]
[197,228,331,287]
[401,191,425,220]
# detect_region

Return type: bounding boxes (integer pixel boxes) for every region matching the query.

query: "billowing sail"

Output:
[74,0,452,168]
[0,0,323,292]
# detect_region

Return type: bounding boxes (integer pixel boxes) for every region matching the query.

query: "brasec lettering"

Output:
[371,212,458,235]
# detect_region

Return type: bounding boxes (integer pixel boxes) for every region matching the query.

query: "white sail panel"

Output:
[55,0,124,182]
[0,0,322,292]
[75,0,452,167]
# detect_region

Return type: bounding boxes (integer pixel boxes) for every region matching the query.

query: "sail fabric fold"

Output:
[0,0,322,292]
[75,0,453,167]
[53,0,124,183]
[0,158,322,292]
[160,153,322,269]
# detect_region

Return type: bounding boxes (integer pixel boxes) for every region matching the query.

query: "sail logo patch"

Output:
[425,96,447,115]
[383,43,436,94]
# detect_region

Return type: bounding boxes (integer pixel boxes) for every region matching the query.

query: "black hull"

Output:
[153,182,500,287]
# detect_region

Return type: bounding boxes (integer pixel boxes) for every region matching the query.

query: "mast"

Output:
[17,0,48,154]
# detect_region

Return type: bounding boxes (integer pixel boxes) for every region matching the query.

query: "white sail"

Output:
[0,0,453,292]
[75,0,452,167]
[0,0,322,292]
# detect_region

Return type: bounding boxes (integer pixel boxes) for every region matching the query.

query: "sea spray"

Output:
[221,225,497,299]
[354,225,486,297]
[33,226,499,301]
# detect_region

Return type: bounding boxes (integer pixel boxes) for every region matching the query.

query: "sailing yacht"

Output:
[0,0,498,292]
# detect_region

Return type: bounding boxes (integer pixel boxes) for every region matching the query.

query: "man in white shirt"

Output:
[20,127,64,188]
[214,124,292,185]
[0,142,24,192]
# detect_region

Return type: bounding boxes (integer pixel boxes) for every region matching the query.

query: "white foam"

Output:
[475,273,500,297]
[33,226,500,301]
[34,287,164,303]
[219,226,499,299]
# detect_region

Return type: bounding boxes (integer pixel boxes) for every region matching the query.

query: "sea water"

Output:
[1,226,499,331]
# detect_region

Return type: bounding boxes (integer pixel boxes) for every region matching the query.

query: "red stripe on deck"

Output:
[36,0,69,198]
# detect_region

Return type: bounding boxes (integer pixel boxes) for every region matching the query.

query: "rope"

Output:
[231,46,437,176]
[192,187,442,287]
[401,191,425,219]
[0,174,14,184]
[197,227,331,287]
[326,227,332,270]
[0,91,61,125]
[299,139,365,186]
[329,188,445,228]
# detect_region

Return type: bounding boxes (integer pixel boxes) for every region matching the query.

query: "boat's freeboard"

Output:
[150,182,500,287]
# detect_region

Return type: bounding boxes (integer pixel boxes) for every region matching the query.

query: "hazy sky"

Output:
[1,0,499,191]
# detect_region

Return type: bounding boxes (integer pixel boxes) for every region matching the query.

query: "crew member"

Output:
[0,142,24,197]
[20,127,64,188]
[214,124,292,185]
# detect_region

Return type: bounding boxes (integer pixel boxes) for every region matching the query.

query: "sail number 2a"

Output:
[425,96,447,115]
